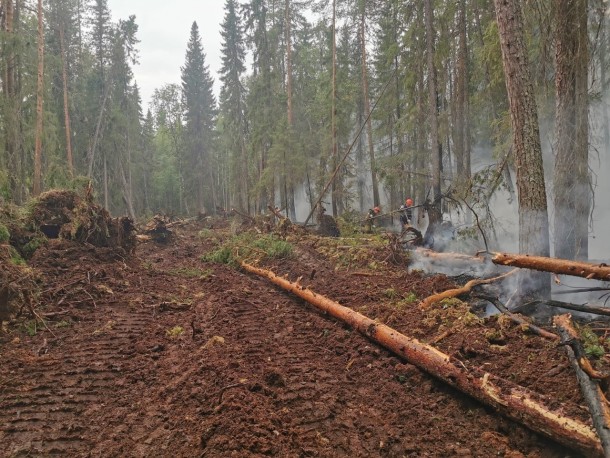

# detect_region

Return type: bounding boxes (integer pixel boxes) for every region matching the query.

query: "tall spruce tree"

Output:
[219,0,247,211]
[181,21,217,214]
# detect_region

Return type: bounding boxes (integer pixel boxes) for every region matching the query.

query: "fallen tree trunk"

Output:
[492,252,610,281]
[473,294,559,341]
[419,269,517,310]
[554,314,610,457]
[241,261,603,456]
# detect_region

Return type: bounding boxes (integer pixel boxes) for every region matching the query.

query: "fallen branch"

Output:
[241,261,603,456]
[492,253,610,281]
[473,294,558,341]
[554,314,610,457]
[519,300,610,318]
[419,269,517,310]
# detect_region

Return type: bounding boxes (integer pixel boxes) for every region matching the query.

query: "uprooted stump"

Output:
[27,189,136,253]
[318,214,340,237]
[142,214,174,244]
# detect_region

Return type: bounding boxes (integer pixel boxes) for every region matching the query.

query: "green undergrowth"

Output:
[578,324,608,359]
[202,232,294,266]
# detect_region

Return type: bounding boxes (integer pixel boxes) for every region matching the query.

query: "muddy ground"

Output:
[0,218,604,457]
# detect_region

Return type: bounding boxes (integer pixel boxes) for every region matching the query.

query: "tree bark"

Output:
[554,314,610,456]
[492,252,610,281]
[33,0,44,196]
[241,261,603,457]
[493,0,551,298]
[553,0,578,260]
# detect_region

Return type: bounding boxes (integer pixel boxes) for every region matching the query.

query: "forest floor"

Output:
[0,215,606,457]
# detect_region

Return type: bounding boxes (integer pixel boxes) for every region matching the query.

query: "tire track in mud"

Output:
[0,305,155,456]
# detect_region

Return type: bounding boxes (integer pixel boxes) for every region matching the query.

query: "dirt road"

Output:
[0,224,581,456]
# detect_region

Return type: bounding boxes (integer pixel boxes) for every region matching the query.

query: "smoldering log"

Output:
[492,252,610,281]
[241,261,603,456]
[554,314,610,457]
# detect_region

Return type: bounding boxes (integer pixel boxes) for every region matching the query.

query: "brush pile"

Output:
[28,189,136,253]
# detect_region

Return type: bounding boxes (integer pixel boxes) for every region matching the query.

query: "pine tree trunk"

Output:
[33,0,44,196]
[285,0,296,220]
[493,0,551,298]
[424,0,443,244]
[454,0,469,187]
[59,26,74,176]
[330,0,338,217]
[573,0,589,260]
[424,0,441,204]
[599,10,610,153]
[2,0,20,203]
[360,5,380,209]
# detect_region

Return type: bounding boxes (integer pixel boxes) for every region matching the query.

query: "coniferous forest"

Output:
[0,0,608,262]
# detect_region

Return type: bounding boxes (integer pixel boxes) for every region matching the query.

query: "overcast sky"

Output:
[106,0,226,110]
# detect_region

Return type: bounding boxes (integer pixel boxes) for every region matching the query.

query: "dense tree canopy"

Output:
[0,0,607,263]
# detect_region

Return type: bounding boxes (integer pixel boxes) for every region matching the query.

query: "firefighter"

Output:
[364,206,381,232]
[400,198,414,227]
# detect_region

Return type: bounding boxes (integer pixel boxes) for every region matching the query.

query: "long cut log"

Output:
[492,252,610,281]
[554,314,610,457]
[240,261,602,456]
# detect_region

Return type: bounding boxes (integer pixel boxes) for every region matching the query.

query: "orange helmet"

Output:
[373,206,380,213]
[406,198,413,206]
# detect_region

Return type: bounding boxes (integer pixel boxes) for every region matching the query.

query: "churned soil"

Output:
[0,219,599,457]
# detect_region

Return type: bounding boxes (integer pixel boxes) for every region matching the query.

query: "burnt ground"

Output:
[0,219,602,457]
